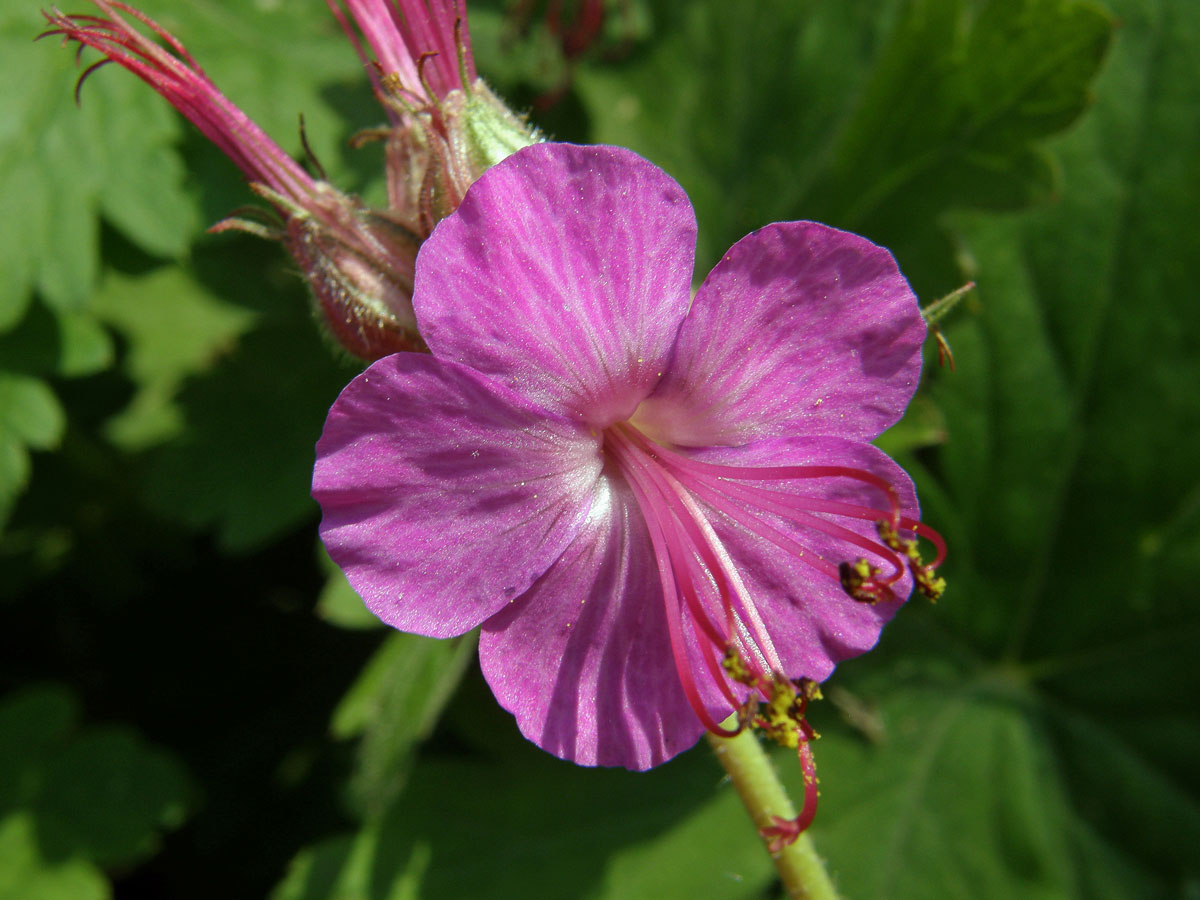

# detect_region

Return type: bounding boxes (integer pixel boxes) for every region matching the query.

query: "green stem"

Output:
[706,724,840,900]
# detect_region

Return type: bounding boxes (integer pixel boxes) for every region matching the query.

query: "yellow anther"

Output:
[721,652,824,751]
[875,519,946,603]
[722,646,759,688]
[839,558,884,604]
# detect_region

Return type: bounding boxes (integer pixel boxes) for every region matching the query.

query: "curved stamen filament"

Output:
[621,426,946,601]
[612,426,781,681]
[624,428,902,528]
[909,520,947,568]
[761,739,820,852]
[607,428,741,737]
[656,469,783,675]
[687,474,909,590]
[606,418,946,749]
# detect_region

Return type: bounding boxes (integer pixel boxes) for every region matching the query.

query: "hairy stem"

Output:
[706,724,840,900]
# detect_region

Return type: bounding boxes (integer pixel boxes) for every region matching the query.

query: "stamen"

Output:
[626,430,902,529]
[761,738,820,851]
[659,470,783,674]
[723,652,824,847]
[606,428,741,737]
[604,416,942,836]
[620,426,946,606]
[689,475,908,590]
[615,425,782,683]
[877,519,946,601]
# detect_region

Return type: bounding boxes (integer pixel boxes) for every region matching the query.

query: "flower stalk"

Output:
[707,721,840,900]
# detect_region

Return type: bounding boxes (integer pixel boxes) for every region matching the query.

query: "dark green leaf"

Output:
[273,744,776,900]
[138,301,360,550]
[332,632,477,818]
[578,0,1112,277]
[36,728,192,867]
[805,0,1114,234]
[0,685,193,891]
[803,0,1200,895]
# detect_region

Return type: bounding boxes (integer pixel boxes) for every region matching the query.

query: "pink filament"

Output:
[761,739,820,852]
[608,428,740,737]
[604,421,942,736]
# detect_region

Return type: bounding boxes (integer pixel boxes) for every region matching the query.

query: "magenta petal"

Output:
[479,475,708,770]
[640,222,925,447]
[693,435,919,681]
[413,143,697,426]
[313,354,600,638]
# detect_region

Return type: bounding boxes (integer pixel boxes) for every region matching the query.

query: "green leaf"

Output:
[271,829,429,900]
[0,3,197,317]
[801,0,1200,895]
[0,373,65,526]
[332,632,478,819]
[0,374,63,450]
[577,0,1113,275]
[89,265,256,449]
[0,685,193,892]
[138,300,360,549]
[35,729,192,868]
[0,814,107,900]
[273,744,777,900]
[0,302,114,380]
[804,0,1115,234]
[0,686,78,811]
[590,776,774,900]
[811,681,1081,900]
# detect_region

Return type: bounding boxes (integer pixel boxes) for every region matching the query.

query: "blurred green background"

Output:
[2,0,1197,897]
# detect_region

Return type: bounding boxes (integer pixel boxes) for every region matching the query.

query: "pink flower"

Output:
[313,144,944,772]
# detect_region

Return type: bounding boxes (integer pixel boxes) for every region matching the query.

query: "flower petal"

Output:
[413,143,697,426]
[639,222,925,447]
[479,473,708,770]
[313,353,600,638]
[691,436,920,680]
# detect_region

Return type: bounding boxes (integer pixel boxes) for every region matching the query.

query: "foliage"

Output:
[2,0,1197,897]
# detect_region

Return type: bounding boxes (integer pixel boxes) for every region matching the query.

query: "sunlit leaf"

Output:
[0,374,64,526]
[0,814,107,900]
